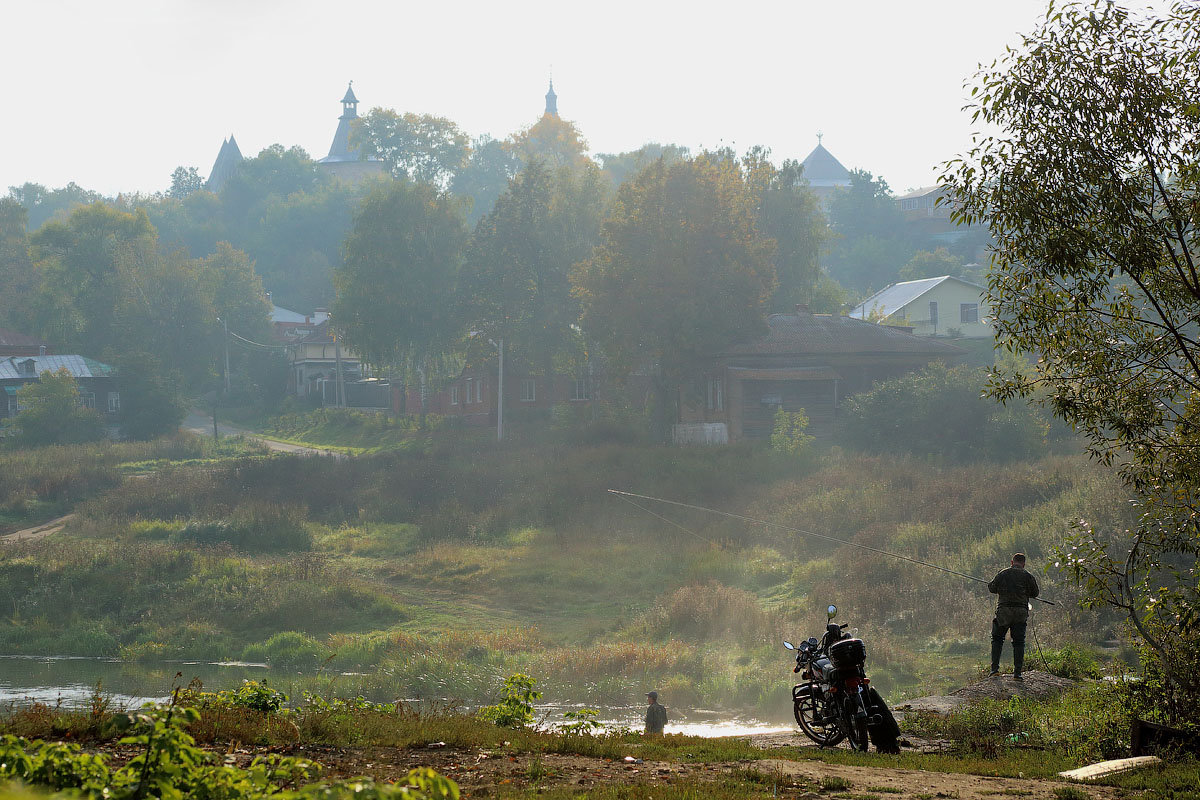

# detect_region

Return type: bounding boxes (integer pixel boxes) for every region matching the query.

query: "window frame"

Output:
[449,385,459,405]
[107,392,120,413]
[959,302,979,324]
[569,378,588,401]
[520,378,536,402]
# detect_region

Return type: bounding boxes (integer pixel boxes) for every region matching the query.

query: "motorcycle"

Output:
[784,604,901,753]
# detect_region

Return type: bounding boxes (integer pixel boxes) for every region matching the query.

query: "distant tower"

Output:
[800,134,853,212]
[544,77,558,117]
[317,81,385,183]
[206,135,244,192]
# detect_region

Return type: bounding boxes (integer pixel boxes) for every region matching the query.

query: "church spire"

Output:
[340,81,359,120]
[544,75,558,117]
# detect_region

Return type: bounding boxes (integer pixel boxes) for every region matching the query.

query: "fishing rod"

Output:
[608,489,1056,606]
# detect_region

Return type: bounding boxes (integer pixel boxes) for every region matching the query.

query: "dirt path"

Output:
[160,743,1114,799]
[181,411,346,458]
[0,513,75,545]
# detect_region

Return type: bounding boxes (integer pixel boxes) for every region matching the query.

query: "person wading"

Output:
[988,552,1039,681]
[644,691,667,734]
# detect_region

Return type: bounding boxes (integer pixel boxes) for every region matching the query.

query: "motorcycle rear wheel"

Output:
[794,691,845,747]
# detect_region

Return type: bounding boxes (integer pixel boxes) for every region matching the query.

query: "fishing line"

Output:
[614,494,722,548]
[608,489,1055,606]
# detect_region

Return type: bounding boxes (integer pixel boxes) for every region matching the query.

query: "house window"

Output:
[6,395,17,415]
[570,378,588,401]
[80,392,96,409]
[960,303,979,324]
[707,377,723,411]
[928,300,939,329]
[107,392,120,413]
[474,379,482,404]
[465,379,474,404]
[449,385,459,405]
[520,378,536,402]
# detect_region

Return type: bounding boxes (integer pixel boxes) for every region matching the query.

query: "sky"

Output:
[0,0,1157,198]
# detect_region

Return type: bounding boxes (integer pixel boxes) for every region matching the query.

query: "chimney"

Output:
[795,304,810,314]
[39,345,46,356]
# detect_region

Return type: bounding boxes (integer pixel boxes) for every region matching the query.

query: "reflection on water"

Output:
[0,656,793,738]
[0,655,267,709]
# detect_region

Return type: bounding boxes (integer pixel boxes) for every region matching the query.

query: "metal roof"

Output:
[270,304,307,324]
[897,185,943,201]
[719,310,963,357]
[0,355,114,380]
[850,276,984,319]
[800,143,852,188]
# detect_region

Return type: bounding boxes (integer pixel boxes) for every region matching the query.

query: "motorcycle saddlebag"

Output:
[829,638,866,669]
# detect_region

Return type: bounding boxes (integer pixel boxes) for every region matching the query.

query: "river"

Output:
[0,655,793,738]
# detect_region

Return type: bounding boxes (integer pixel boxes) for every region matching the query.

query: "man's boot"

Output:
[1013,644,1025,682]
[990,638,1003,677]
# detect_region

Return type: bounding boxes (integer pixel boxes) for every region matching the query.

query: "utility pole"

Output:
[497,337,504,441]
[333,324,345,408]
[222,318,231,396]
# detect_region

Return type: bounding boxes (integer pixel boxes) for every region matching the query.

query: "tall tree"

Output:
[824,169,913,293]
[597,143,690,189]
[944,0,1200,717]
[168,166,204,199]
[352,110,470,189]
[461,160,609,376]
[0,198,36,331]
[742,147,831,312]
[506,114,591,171]
[451,135,521,225]
[334,180,468,412]
[573,155,776,438]
[7,182,104,231]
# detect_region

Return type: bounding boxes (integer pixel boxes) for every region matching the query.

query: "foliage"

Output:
[334,179,467,386]
[189,679,290,713]
[353,110,470,189]
[556,707,602,735]
[824,169,914,293]
[0,197,36,331]
[478,673,542,728]
[839,362,1048,462]
[896,247,965,283]
[770,407,813,458]
[242,631,331,670]
[6,181,104,231]
[506,114,591,171]
[168,166,204,199]
[597,143,690,188]
[1040,644,1102,682]
[943,0,1200,718]
[114,352,187,440]
[0,701,459,799]
[461,159,608,376]
[4,369,106,447]
[573,154,776,438]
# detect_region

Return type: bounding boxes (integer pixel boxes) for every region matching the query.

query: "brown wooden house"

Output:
[680,306,963,441]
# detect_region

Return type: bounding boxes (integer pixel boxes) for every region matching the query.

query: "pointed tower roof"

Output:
[544,78,558,117]
[206,135,244,192]
[321,83,362,163]
[801,139,852,188]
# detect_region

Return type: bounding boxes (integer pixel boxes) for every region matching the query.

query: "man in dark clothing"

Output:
[644,691,667,734]
[988,553,1040,681]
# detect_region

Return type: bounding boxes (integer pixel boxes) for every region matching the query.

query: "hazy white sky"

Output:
[0,0,1148,197]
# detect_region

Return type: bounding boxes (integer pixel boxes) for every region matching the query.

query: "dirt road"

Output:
[0,514,75,545]
[181,411,346,458]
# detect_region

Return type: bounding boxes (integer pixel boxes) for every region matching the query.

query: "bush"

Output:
[179,505,311,553]
[770,407,813,457]
[838,362,1049,462]
[242,631,331,670]
[478,673,541,728]
[3,369,106,448]
[1043,644,1103,681]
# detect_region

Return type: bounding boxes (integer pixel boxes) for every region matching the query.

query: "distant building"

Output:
[0,328,50,358]
[679,306,963,441]
[206,135,244,192]
[851,276,991,338]
[800,136,853,210]
[269,303,327,342]
[317,83,386,183]
[285,320,361,402]
[1,354,120,421]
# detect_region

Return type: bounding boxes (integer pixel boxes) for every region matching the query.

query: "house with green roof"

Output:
[1,354,121,421]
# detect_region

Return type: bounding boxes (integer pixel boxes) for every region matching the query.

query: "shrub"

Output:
[242,631,331,670]
[1042,644,1102,681]
[3,369,106,448]
[478,673,541,728]
[179,505,311,553]
[771,407,813,457]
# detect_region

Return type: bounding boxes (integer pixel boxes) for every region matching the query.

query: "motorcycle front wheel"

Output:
[848,715,870,752]
[794,690,845,747]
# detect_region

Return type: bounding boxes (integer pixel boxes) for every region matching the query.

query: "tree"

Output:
[7,182,104,230]
[168,166,204,199]
[0,198,36,330]
[824,169,914,293]
[3,368,105,447]
[943,0,1200,718]
[597,143,690,188]
[451,135,521,225]
[353,109,470,189]
[506,114,591,171]
[114,352,186,440]
[573,155,776,439]
[742,147,830,312]
[460,159,608,378]
[333,180,468,417]
[896,247,964,282]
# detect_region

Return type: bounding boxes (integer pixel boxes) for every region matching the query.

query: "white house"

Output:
[850,276,991,338]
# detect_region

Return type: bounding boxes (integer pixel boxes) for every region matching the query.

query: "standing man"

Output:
[988,553,1040,681]
[644,691,667,734]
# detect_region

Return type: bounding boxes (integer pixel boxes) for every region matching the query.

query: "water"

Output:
[0,656,793,738]
[0,655,268,709]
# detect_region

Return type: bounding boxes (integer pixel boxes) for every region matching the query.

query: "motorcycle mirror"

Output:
[783,640,795,650]
[826,604,837,620]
